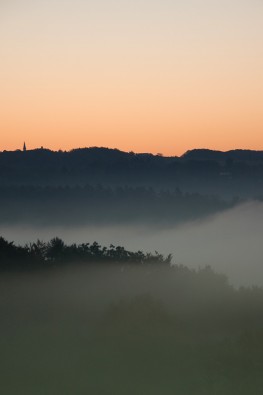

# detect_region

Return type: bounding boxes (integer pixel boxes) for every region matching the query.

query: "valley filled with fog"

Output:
[1,201,263,287]
[2,149,263,394]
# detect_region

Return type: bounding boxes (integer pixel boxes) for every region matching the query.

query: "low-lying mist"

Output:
[1,201,263,287]
[1,263,263,394]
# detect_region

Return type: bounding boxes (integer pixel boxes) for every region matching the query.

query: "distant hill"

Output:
[1,147,263,197]
[182,149,263,163]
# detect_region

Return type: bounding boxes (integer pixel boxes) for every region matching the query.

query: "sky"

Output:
[1,0,263,155]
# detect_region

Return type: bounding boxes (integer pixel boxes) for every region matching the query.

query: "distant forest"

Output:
[1,147,263,227]
[1,147,263,197]
[0,185,236,226]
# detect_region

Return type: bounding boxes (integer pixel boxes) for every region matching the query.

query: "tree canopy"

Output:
[0,237,172,271]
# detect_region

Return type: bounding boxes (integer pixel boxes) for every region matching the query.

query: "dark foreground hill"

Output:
[1,243,263,394]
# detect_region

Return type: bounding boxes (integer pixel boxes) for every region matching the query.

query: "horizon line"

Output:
[1,145,263,158]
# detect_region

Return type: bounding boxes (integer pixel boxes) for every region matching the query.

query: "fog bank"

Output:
[1,201,263,286]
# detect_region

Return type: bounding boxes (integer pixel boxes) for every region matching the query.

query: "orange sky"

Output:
[1,0,263,155]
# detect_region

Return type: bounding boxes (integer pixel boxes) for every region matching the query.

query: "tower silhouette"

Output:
[23,142,27,152]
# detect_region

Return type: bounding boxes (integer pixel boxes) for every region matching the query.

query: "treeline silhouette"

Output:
[0,185,235,225]
[1,147,263,197]
[0,237,172,270]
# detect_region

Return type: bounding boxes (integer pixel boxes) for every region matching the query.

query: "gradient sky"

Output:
[1,0,263,155]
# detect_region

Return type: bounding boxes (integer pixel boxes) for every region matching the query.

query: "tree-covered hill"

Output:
[1,147,263,197]
[0,237,172,270]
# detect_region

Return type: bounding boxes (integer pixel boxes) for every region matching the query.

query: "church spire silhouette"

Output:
[23,142,27,152]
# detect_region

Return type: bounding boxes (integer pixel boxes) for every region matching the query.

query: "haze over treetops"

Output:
[1,0,263,155]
